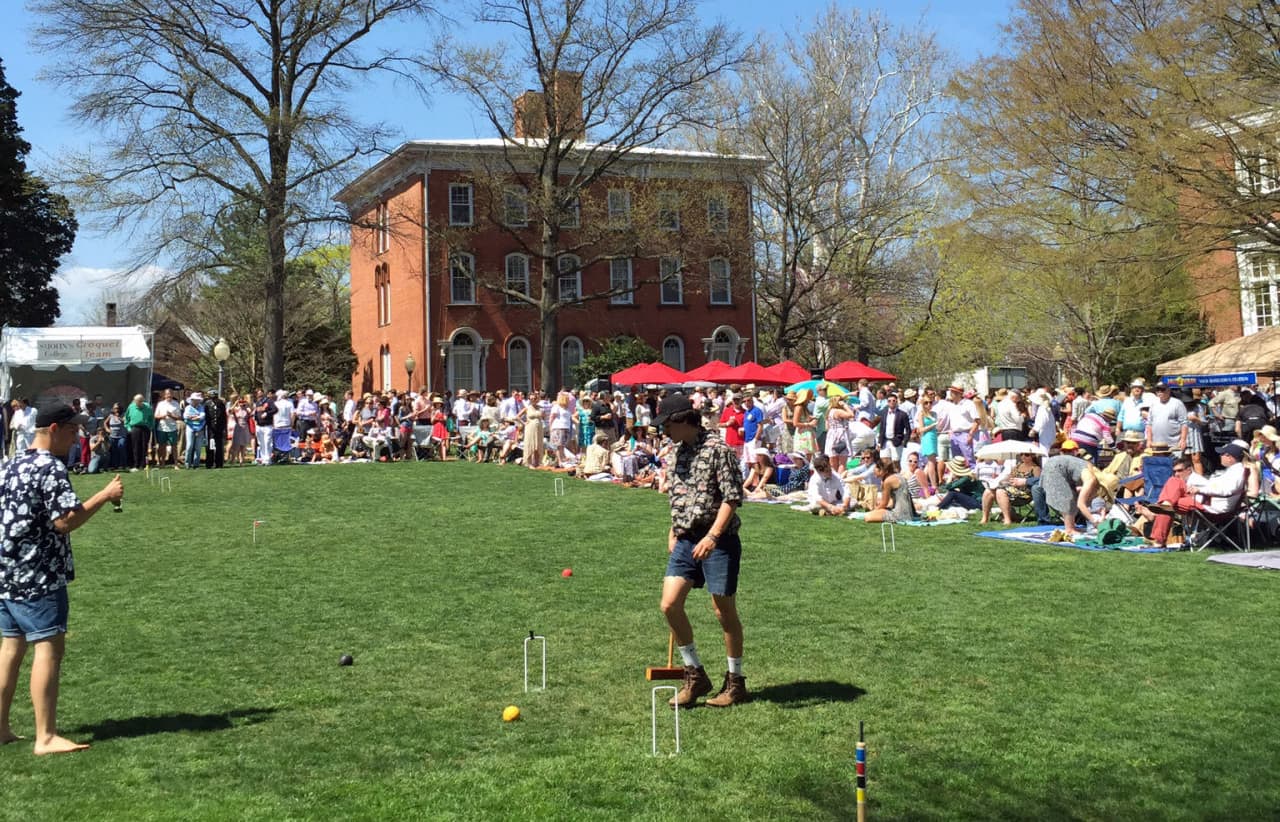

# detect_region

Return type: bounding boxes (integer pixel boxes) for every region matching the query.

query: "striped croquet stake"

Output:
[856,720,867,822]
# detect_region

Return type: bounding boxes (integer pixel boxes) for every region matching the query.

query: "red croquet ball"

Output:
[561,568,573,578]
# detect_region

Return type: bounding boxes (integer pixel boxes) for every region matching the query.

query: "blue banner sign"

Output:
[1159,372,1257,388]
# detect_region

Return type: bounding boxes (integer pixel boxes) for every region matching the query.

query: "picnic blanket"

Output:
[976,525,1169,553]
[844,512,968,526]
[1207,550,1280,570]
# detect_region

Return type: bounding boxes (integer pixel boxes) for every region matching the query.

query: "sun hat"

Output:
[1087,466,1120,501]
[1099,407,1117,420]
[947,456,973,477]
[1256,425,1280,444]
[1130,378,1146,388]
[189,392,204,402]
[1148,442,1173,455]
[1096,384,1117,397]
[795,388,814,405]
[1119,430,1145,444]
[903,388,918,400]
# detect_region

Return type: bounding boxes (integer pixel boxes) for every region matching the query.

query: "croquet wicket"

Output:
[523,631,546,692]
[650,685,681,756]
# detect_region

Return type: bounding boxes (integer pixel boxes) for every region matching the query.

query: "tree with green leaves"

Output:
[32,0,435,389]
[571,336,660,389]
[710,6,950,366]
[0,57,76,328]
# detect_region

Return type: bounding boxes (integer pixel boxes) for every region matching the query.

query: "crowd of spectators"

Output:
[4,376,1279,544]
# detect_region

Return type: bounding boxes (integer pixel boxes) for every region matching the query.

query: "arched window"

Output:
[380,345,392,392]
[662,336,685,372]
[449,331,478,392]
[450,252,475,304]
[560,336,584,387]
[558,255,582,302]
[710,326,739,366]
[505,254,530,303]
[507,337,532,393]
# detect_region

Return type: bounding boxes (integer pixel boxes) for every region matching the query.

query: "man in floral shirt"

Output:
[1,403,123,755]
[655,393,749,709]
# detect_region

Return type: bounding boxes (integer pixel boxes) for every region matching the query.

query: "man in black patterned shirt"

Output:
[1,404,123,755]
[655,393,749,708]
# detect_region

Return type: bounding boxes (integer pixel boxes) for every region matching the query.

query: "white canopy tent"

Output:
[0,326,154,407]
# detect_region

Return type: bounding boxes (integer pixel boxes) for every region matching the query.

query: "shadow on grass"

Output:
[67,708,277,742]
[752,680,866,708]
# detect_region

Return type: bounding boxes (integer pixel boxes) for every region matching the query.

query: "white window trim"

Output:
[709,258,732,305]
[1238,248,1280,335]
[450,252,476,304]
[709,325,741,366]
[449,183,474,226]
[560,195,581,229]
[1237,150,1280,197]
[609,258,633,305]
[558,255,582,303]
[507,336,532,394]
[707,194,728,233]
[608,188,631,228]
[658,191,680,231]
[505,253,530,304]
[504,187,529,227]
[380,346,392,393]
[376,202,390,254]
[662,336,685,372]
[561,336,584,385]
[660,257,683,305]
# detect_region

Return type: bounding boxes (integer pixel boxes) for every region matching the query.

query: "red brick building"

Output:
[336,133,764,395]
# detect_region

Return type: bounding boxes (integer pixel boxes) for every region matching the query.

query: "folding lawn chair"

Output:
[1115,456,1174,511]
[1182,493,1251,553]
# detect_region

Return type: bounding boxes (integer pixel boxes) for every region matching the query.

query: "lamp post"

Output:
[404,353,416,394]
[213,337,231,396]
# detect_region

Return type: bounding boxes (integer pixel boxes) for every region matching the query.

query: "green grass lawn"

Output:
[4,461,1279,820]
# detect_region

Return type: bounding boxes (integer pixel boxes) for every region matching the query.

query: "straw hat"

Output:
[795,388,814,405]
[1118,430,1145,444]
[1256,425,1280,445]
[1148,442,1173,456]
[1099,407,1117,420]
[1087,466,1120,501]
[1096,384,1118,398]
[947,456,973,477]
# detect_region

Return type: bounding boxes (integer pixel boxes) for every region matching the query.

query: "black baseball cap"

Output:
[35,402,90,428]
[1216,442,1246,460]
[653,393,694,426]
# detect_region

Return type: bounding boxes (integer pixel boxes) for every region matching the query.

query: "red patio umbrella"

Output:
[721,361,791,385]
[611,361,687,385]
[682,360,735,382]
[765,360,812,384]
[824,361,897,382]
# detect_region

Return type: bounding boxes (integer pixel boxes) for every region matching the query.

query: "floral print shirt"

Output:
[1,450,82,600]
[669,430,743,537]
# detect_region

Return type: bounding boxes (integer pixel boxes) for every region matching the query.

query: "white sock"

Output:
[727,656,743,675]
[678,642,701,668]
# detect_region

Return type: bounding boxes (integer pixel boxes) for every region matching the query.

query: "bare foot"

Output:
[33,735,90,756]
[0,730,24,745]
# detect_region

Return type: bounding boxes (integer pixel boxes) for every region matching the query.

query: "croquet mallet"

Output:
[645,631,684,680]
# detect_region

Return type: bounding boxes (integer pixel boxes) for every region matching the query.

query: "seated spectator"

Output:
[464,418,502,462]
[982,452,1041,524]
[842,447,882,509]
[865,458,918,523]
[776,452,811,495]
[743,450,776,499]
[806,454,849,516]
[936,456,984,511]
[1251,425,1280,496]
[905,451,932,498]
[580,432,612,478]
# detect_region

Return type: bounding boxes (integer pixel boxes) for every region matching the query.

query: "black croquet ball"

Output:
[338,654,354,667]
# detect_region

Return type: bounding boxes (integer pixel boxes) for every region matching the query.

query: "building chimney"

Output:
[512,71,584,140]
[105,302,118,327]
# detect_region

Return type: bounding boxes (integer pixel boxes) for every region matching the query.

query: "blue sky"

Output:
[0,0,1013,323]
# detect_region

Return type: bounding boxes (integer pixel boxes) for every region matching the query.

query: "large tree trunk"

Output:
[263,198,288,390]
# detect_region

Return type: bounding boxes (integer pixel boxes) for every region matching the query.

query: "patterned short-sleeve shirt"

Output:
[669,430,743,537]
[0,450,82,600]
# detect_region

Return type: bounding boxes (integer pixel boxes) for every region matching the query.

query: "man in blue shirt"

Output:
[1,403,123,755]
[740,394,765,473]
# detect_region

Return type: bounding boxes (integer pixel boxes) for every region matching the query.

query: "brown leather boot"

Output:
[705,672,749,707]
[668,665,713,708]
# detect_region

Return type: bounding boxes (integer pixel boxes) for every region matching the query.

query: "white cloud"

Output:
[53,265,172,326]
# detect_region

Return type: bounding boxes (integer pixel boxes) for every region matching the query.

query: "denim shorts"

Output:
[665,531,742,597]
[0,588,69,642]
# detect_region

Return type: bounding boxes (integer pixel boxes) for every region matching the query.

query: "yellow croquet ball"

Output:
[502,705,521,722]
